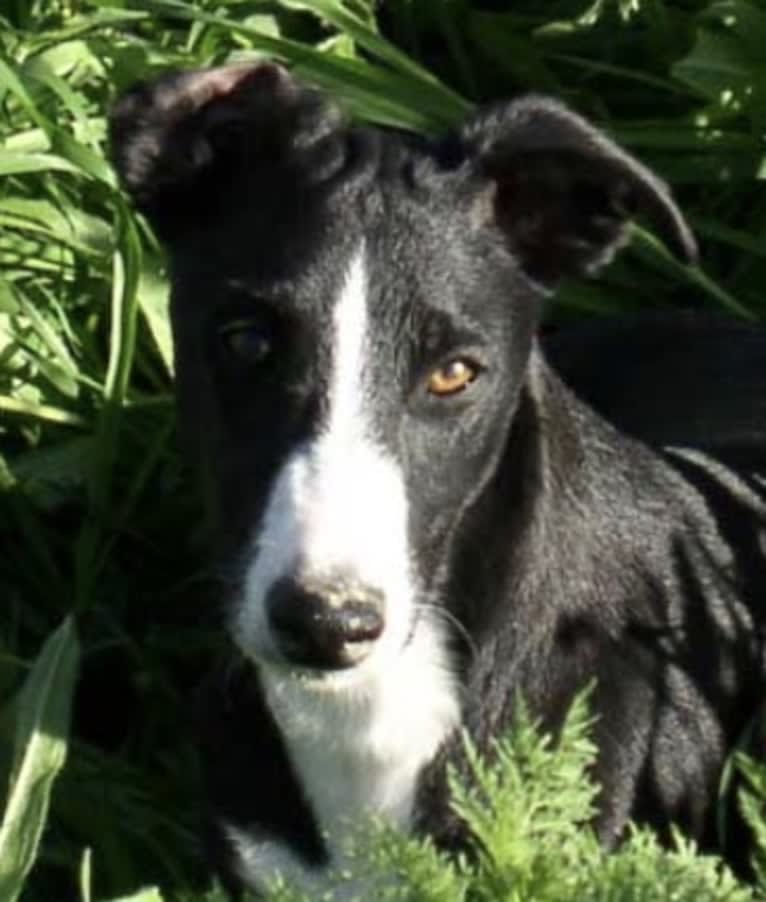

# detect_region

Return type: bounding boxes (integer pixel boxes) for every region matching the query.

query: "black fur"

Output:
[110,64,766,892]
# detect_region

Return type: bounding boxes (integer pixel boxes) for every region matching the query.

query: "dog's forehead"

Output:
[173,125,479,315]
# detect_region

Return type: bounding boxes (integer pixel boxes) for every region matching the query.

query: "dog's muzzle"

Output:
[266,574,385,670]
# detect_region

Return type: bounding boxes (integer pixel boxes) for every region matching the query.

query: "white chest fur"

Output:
[227,622,460,896]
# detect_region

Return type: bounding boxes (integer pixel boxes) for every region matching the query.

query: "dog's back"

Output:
[546,313,766,455]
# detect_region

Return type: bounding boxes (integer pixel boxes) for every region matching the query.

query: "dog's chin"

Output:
[280,663,370,694]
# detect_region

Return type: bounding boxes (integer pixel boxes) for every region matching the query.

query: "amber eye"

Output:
[219,319,272,364]
[426,358,479,397]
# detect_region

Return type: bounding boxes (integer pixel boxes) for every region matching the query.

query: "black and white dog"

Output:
[110,64,766,896]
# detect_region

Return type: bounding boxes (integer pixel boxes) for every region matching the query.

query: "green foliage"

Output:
[0,1,765,900]
[259,694,765,901]
[447,694,600,900]
[738,753,766,889]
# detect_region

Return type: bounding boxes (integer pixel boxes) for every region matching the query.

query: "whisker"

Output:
[414,601,479,664]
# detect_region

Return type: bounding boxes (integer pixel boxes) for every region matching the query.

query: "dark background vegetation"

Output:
[1,1,764,899]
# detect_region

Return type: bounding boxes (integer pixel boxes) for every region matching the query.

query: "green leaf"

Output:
[0,151,82,175]
[136,251,172,376]
[105,889,164,902]
[79,846,92,902]
[104,201,142,406]
[0,56,48,131]
[0,395,87,426]
[630,225,756,320]
[674,30,753,101]
[737,753,766,886]
[49,127,116,185]
[7,435,93,508]
[673,1,766,137]
[0,618,80,902]
[0,196,112,256]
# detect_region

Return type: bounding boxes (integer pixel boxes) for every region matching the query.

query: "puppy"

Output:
[110,63,766,896]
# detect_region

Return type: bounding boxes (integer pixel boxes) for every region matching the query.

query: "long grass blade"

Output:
[0,618,80,902]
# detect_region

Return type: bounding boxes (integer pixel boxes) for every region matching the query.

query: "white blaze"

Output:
[228,245,460,895]
[233,245,412,664]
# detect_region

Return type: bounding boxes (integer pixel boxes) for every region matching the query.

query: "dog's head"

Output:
[111,64,695,683]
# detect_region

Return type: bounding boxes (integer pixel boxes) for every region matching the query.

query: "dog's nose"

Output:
[266,577,384,670]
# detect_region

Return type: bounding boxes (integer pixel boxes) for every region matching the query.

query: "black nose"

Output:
[266,577,385,670]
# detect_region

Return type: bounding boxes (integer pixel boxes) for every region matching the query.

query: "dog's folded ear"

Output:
[109,63,344,237]
[458,96,697,286]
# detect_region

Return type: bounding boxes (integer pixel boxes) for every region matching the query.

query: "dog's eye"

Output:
[219,319,272,364]
[426,358,479,397]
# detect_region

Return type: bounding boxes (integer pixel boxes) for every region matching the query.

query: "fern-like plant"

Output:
[267,692,763,902]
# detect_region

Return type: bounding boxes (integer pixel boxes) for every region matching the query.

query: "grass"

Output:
[0,1,765,899]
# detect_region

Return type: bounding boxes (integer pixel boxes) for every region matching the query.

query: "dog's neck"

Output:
[444,343,667,720]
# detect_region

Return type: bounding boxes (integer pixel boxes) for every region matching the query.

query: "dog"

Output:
[110,63,766,897]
